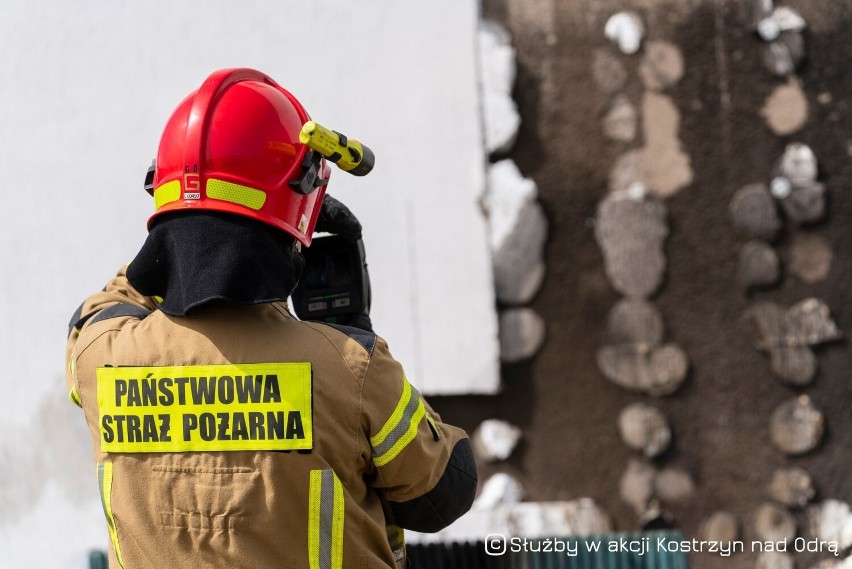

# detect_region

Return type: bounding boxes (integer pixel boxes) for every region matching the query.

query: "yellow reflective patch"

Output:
[68,354,82,407]
[370,375,426,467]
[308,470,322,569]
[97,461,125,568]
[154,180,181,210]
[370,379,412,449]
[331,473,344,569]
[309,469,345,569]
[96,363,312,453]
[207,179,267,210]
[425,413,441,440]
[373,400,425,467]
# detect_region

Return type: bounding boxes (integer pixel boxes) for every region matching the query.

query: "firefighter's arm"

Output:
[65,265,158,402]
[361,338,478,532]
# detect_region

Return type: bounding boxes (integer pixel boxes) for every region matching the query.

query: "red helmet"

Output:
[147,68,330,245]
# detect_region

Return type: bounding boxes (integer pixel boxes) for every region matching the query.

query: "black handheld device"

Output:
[292,235,371,324]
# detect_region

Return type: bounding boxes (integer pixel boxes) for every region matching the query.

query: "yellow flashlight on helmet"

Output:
[299,121,375,177]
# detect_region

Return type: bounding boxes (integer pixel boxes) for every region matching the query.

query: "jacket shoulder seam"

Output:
[279,314,365,386]
[322,323,377,357]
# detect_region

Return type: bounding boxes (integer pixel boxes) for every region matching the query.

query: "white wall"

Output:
[0,1,498,566]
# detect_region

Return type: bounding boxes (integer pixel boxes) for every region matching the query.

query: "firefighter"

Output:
[66,68,477,569]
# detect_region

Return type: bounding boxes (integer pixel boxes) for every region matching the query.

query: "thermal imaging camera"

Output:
[292,235,370,324]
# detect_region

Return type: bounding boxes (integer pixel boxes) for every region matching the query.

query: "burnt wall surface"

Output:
[430,1,852,568]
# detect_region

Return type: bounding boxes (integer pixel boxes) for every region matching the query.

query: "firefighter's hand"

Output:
[345,312,373,333]
[314,195,373,333]
[315,195,362,240]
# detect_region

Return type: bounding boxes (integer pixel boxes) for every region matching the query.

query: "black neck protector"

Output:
[126,212,304,317]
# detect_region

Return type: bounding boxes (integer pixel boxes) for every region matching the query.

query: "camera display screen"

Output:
[302,252,353,290]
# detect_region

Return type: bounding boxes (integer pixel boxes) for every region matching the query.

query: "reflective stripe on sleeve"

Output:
[370,378,426,467]
[308,469,344,569]
[69,387,81,408]
[97,462,125,568]
[68,355,81,408]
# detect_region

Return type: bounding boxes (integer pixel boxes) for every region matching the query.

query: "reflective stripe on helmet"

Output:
[154,180,181,210]
[207,179,267,210]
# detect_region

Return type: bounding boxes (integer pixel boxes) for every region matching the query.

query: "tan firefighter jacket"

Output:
[66,266,474,569]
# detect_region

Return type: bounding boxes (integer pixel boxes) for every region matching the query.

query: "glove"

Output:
[315,195,362,240]
[314,195,373,333]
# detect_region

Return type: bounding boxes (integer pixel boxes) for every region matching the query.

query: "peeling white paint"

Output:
[605,12,645,55]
